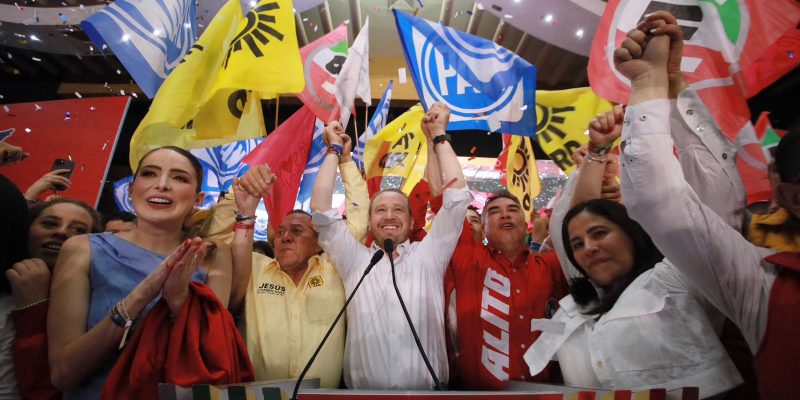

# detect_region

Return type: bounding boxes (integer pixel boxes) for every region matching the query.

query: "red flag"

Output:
[297,24,349,123]
[494,134,512,186]
[588,0,800,204]
[743,29,800,99]
[243,106,317,230]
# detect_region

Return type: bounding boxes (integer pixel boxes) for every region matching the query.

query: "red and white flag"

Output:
[335,17,371,128]
[588,0,800,204]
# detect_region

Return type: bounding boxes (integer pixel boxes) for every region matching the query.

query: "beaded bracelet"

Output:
[585,153,610,164]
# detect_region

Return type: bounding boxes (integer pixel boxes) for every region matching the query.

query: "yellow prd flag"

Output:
[129,0,245,169]
[364,104,428,195]
[535,87,613,175]
[195,0,304,141]
[129,0,304,170]
[506,135,539,222]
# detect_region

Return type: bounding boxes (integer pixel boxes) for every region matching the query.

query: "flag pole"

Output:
[275,95,280,130]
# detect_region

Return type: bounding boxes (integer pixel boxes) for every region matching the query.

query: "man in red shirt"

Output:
[444,190,567,390]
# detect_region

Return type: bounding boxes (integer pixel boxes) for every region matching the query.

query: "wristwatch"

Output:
[432,134,452,145]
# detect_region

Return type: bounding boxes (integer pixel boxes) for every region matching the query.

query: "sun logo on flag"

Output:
[535,104,575,145]
[224,2,285,68]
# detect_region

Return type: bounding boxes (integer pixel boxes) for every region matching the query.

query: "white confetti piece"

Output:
[398,67,407,84]
[102,142,108,150]
[520,105,528,111]
[116,69,121,74]
[74,92,82,98]
[131,92,138,98]
[120,89,126,95]
[25,128,31,133]
[2,105,9,113]
[34,104,42,110]
[32,57,41,62]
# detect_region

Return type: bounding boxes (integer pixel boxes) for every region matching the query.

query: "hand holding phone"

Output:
[24,160,74,200]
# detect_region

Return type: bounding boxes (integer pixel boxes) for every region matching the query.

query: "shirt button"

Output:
[722,153,728,160]
[686,109,694,116]
[639,115,647,121]
[596,360,604,368]
[292,337,298,343]
[624,118,631,126]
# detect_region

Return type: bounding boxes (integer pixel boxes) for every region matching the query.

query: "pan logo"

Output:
[413,26,522,121]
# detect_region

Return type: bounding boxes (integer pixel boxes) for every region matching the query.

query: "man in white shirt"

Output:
[309,103,470,390]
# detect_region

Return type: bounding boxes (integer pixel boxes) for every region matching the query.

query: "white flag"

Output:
[335,17,371,128]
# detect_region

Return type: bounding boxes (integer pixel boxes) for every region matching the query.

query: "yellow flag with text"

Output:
[364,104,428,195]
[535,87,613,175]
[506,135,539,222]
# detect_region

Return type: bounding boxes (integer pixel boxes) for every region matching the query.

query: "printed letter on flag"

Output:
[588,0,800,203]
[364,104,428,195]
[335,17,371,128]
[243,106,317,230]
[81,0,197,99]
[354,80,393,171]
[394,10,537,136]
[298,24,349,122]
[535,87,613,175]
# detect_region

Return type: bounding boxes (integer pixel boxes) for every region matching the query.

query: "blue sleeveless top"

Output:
[63,232,207,400]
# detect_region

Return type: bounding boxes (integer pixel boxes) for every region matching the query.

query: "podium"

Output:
[158,380,699,400]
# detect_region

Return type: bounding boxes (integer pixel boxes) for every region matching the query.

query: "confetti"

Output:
[131,92,138,98]
[470,146,477,154]
[468,155,477,161]
[0,94,4,99]
[81,164,85,171]
[58,13,67,23]
[64,112,71,120]
[343,19,350,25]
[90,106,96,111]
[116,69,121,74]
[520,105,528,111]
[398,67,407,84]
[789,50,796,59]
[102,44,107,50]
[25,128,31,133]
[67,153,72,161]
[34,104,42,110]
[2,105,9,113]
[32,57,41,62]
[120,89,126,95]
[102,142,108,150]
[79,4,84,8]
[74,92,82,98]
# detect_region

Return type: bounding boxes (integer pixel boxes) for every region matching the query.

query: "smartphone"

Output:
[51,158,75,190]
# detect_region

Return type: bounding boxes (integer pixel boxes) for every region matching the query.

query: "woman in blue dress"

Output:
[46,146,234,399]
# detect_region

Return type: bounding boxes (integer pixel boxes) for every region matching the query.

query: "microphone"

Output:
[384,239,445,391]
[291,249,384,400]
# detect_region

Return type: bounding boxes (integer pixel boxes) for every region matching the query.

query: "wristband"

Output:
[234,222,255,231]
[585,153,610,164]
[588,142,612,156]
[326,144,344,159]
[432,134,452,145]
[235,213,256,222]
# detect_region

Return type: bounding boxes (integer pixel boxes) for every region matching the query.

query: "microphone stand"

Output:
[384,239,445,391]
[290,250,384,400]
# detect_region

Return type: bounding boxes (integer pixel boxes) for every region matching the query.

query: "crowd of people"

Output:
[0,11,798,400]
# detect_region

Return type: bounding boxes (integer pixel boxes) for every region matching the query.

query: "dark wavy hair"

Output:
[0,175,29,294]
[134,146,204,192]
[561,199,664,315]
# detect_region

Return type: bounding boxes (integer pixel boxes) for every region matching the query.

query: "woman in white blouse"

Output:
[524,105,742,398]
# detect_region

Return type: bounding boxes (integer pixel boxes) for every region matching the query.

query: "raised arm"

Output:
[647,11,746,229]
[338,132,370,244]
[423,103,466,190]
[228,165,275,313]
[616,17,773,352]
[310,122,345,213]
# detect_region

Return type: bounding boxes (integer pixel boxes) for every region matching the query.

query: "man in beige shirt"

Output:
[227,139,368,388]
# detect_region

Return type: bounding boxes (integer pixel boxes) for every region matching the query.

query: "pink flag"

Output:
[243,106,317,230]
[297,24,349,123]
